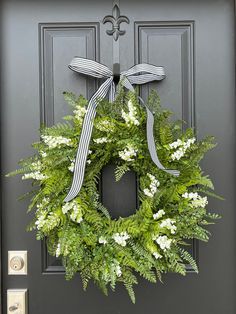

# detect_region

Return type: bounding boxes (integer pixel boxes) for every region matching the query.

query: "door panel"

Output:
[134,21,194,126]
[101,165,138,219]
[1,0,236,313]
[40,23,99,125]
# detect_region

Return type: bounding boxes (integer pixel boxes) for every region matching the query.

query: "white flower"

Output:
[143,173,160,197]
[41,135,73,149]
[110,260,122,278]
[22,160,48,181]
[70,210,83,223]
[36,198,50,210]
[22,171,48,181]
[149,176,160,194]
[191,196,208,208]
[182,192,208,208]
[115,264,122,277]
[94,137,110,144]
[150,185,157,193]
[62,200,83,223]
[118,144,137,162]
[96,119,115,132]
[153,209,165,220]
[147,173,158,183]
[182,192,189,199]
[35,211,47,230]
[112,232,130,247]
[98,236,107,245]
[143,188,154,197]
[170,148,185,161]
[35,211,60,232]
[189,192,198,200]
[170,137,196,161]
[41,152,47,158]
[182,192,198,200]
[155,235,172,251]
[160,218,177,234]
[184,138,196,149]
[73,105,86,122]
[32,161,42,170]
[169,139,183,149]
[56,243,61,258]
[121,99,140,127]
[62,201,74,214]
[153,252,162,259]
[68,161,75,172]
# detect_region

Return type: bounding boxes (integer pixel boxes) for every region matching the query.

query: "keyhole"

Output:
[9,256,24,271]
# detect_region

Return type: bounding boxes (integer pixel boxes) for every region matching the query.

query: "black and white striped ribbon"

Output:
[64,57,179,202]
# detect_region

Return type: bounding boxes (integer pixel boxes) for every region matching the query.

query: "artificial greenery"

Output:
[7,89,221,303]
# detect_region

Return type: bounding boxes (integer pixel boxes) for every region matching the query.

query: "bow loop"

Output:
[64,57,179,203]
[127,74,163,85]
[122,63,165,77]
[120,76,134,91]
[69,57,113,78]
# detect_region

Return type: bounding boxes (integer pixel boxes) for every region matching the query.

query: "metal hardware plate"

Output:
[7,289,28,314]
[8,251,27,275]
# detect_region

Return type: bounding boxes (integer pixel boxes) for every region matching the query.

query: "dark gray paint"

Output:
[101,165,138,219]
[1,0,236,313]
[39,23,99,125]
[134,21,194,127]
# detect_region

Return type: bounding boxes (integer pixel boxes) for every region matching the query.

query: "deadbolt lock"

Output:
[8,251,27,275]
[10,256,24,271]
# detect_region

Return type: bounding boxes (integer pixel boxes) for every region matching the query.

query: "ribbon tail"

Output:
[64,78,113,202]
[145,106,180,177]
[121,77,179,177]
[109,81,116,102]
[64,102,95,202]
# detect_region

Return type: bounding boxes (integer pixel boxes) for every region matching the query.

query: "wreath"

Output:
[8,89,221,303]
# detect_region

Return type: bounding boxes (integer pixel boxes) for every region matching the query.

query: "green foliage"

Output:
[115,164,130,181]
[179,248,198,273]
[96,202,111,220]
[7,89,221,303]
[121,270,138,304]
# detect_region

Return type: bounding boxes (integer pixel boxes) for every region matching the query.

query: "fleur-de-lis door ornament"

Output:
[103,4,130,41]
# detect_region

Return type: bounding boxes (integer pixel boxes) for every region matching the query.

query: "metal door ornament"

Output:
[103,4,129,41]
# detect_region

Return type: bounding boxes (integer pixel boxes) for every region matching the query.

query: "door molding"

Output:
[39,22,100,126]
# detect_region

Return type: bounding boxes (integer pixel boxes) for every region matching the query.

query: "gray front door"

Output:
[1,0,235,313]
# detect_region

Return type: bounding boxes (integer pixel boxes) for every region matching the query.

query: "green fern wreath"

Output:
[7,89,221,303]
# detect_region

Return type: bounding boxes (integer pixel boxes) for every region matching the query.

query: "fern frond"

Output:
[6,165,32,177]
[205,212,222,220]
[122,270,138,304]
[115,164,130,181]
[80,269,91,290]
[97,202,111,219]
[179,248,198,273]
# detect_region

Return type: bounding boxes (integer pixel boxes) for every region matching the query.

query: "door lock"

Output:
[8,251,27,275]
[7,289,28,314]
[10,256,24,271]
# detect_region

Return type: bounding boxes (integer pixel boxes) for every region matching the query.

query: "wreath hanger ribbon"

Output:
[64,57,179,202]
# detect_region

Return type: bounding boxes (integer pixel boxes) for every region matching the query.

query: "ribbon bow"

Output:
[64,57,179,202]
